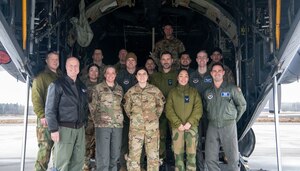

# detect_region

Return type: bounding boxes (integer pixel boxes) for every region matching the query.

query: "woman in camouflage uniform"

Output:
[89,66,124,171]
[124,68,165,171]
[83,63,100,171]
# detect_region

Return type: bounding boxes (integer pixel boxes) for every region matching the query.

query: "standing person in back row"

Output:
[116,52,138,171]
[32,51,62,171]
[152,24,185,70]
[46,57,88,171]
[82,63,100,171]
[150,51,178,169]
[81,48,106,83]
[189,50,212,171]
[208,47,235,84]
[115,48,128,72]
[179,51,194,74]
[203,62,246,171]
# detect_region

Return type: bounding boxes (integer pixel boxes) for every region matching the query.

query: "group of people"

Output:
[31,23,247,171]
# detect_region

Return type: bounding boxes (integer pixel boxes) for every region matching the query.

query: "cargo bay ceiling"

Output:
[25,0,240,68]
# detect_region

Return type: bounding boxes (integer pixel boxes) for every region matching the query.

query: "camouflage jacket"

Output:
[114,61,126,72]
[89,81,124,128]
[83,78,100,103]
[152,36,185,66]
[81,63,106,83]
[32,67,61,118]
[123,83,165,128]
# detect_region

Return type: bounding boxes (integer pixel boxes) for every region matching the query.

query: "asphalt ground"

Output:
[0,116,299,171]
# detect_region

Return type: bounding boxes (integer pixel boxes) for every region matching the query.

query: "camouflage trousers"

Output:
[127,122,160,171]
[83,116,95,171]
[35,118,54,171]
[172,126,198,171]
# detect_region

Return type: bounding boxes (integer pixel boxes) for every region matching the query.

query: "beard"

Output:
[181,64,189,68]
[162,63,171,69]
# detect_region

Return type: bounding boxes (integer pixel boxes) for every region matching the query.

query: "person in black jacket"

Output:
[45,57,88,171]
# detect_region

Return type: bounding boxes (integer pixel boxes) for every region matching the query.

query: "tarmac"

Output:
[0,116,299,171]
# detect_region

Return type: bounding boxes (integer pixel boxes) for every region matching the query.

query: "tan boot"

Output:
[82,163,90,171]
[119,166,127,171]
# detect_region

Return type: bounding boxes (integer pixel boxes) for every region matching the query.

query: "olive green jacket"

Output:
[166,84,203,129]
[31,67,61,118]
[150,70,177,98]
[203,81,247,128]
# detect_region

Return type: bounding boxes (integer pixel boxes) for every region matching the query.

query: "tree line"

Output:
[0,103,34,115]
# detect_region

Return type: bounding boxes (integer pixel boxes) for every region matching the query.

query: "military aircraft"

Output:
[1,0,300,170]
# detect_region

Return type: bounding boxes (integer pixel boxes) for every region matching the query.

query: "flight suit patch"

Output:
[207,93,213,99]
[168,79,173,86]
[184,96,190,103]
[204,77,212,83]
[123,79,129,85]
[192,78,199,84]
[221,92,230,97]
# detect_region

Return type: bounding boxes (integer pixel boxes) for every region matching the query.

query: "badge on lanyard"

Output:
[184,96,190,103]
[168,79,173,86]
[221,92,230,97]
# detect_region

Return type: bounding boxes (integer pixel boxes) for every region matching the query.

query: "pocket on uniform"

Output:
[59,127,73,144]
[36,127,47,141]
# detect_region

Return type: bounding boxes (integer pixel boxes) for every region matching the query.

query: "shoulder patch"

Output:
[192,78,199,84]
[207,93,213,99]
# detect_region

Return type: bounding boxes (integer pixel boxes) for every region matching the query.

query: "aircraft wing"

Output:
[276,10,300,84]
[0,10,27,82]
[240,10,300,139]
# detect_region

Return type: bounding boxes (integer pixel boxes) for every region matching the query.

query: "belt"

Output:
[59,122,84,129]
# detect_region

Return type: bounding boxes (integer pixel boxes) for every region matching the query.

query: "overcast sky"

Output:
[0,71,299,104]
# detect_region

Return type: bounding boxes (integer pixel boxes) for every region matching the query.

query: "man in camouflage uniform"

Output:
[124,68,165,171]
[116,52,138,171]
[31,51,61,171]
[150,51,177,168]
[189,50,212,171]
[203,63,246,171]
[208,47,235,84]
[81,48,106,82]
[89,66,124,171]
[152,24,185,69]
[115,48,128,72]
[82,63,100,171]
